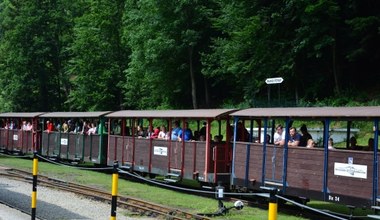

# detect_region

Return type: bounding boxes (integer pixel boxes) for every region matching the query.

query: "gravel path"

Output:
[0,176,152,220]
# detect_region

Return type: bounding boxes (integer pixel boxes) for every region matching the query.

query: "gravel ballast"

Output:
[0,176,151,220]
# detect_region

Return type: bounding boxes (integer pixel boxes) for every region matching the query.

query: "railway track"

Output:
[0,167,209,220]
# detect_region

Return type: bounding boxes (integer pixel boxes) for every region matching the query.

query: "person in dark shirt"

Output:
[299,124,312,147]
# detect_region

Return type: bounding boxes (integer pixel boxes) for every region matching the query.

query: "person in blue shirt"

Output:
[171,121,181,141]
[288,127,301,147]
[178,122,193,141]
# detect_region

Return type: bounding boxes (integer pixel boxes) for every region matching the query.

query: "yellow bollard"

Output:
[110,161,119,220]
[268,202,278,220]
[268,188,278,220]
[31,152,38,220]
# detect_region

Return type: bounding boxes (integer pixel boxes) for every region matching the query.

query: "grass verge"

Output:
[0,155,371,219]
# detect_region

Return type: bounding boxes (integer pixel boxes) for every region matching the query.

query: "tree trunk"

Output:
[203,77,210,108]
[332,28,340,95]
[189,46,198,109]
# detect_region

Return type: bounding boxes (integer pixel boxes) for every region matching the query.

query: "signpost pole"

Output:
[265,77,284,107]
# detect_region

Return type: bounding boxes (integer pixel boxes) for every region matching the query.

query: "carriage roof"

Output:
[106,109,236,119]
[39,112,111,118]
[231,106,380,119]
[0,112,45,118]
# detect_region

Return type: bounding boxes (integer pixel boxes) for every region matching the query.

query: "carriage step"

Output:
[120,164,131,170]
[167,172,180,177]
[368,215,380,219]
[372,206,380,210]
[264,181,283,186]
[163,178,178,183]
[169,168,181,173]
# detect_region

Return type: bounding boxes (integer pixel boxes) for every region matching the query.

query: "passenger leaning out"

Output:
[288,127,301,147]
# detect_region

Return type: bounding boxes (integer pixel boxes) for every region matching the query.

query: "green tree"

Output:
[123,0,215,109]
[66,0,128,111]
[0,0,73,111]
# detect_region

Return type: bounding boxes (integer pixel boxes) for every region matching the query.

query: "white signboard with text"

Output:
[61,138,68,146]
[334,162,367,179]
[153,146,168,156]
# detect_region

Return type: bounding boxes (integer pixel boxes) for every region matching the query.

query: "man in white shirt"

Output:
[274,124,285,146]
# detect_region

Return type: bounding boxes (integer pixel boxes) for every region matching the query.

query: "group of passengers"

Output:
[134,121,195,141]
[274,124,320,148]
[44,119,101,135]
[0,119,34,131]
[130,121,225,142]
[273,123,378,151]
[348,136,376,151]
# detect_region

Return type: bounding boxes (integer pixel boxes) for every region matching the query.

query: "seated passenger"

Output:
[265,134,271,144]
[26,121,33,131]
[158,125,168,140]
[213,135,222,143]
[199,135,206,141]
[299,124,312,147]
[62,120,69,133]
[349,136,363,150]
[237,122,249,142]
[367,138,375,151]
[199,122,206,137]
[87,123,97,135]
[306,139,316,148]
[328,138,335,150]
[150,127,160,139]
[171,121,181,141]
[288,127,301,147]
[274,124,285,146]
[136,125,145,138]
[178,122,193,141]
[22,121,28,131]
[46,120,55,132]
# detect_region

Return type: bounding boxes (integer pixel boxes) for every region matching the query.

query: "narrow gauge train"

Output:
[0,112,43,153]
[0,106,379,208]
[230,106,380,207]
[105,109,236,184]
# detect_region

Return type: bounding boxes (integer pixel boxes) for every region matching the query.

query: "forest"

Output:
[0,0,379,112]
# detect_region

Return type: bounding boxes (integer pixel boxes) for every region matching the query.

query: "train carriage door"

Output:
[263,118,288,191]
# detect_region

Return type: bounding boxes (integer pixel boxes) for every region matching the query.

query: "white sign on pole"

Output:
[265,77,284,84]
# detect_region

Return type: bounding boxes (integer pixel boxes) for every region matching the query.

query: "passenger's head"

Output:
[350,136,357,146]
[300,124,307,133]
[289,127,297,136]
[328,138,334,146]
[368,138,374,149]
[276,125,283,134]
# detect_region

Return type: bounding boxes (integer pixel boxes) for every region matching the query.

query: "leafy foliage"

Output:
[0,0,379,111]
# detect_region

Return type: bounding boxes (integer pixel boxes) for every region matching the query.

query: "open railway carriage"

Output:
[0,112,44,154]
[39,112,110,164]
[106,109,236,185]
[230,106,380,207]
